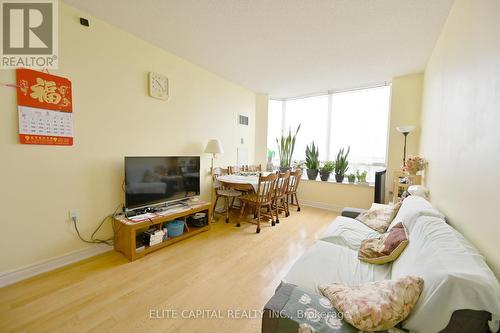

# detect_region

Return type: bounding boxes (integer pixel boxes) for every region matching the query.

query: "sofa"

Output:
[262,196,500,333]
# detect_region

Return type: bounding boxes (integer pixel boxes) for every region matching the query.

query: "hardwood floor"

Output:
[0,206,337,333]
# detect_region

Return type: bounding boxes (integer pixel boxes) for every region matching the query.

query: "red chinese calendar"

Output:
[16,68,74,146]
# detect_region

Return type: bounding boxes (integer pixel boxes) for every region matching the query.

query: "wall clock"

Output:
[148,72,169,100]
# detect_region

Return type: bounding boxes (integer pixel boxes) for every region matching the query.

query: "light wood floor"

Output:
[0,206,337,333]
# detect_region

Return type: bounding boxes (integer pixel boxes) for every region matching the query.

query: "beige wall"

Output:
[298,181,374,211]
[420,0,500,277]
[0,3,255,273]
[386,73,423,196]
[254,94,269,167]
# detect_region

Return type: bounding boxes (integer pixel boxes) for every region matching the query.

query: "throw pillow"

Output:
[358,222,409,264]
[319,276,424,331]
[407,185,430,199]
[355,202,401,233]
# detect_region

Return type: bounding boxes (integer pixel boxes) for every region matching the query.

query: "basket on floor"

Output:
[165,220,185,237]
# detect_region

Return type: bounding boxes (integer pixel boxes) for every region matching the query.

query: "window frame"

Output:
[269,83,392,174]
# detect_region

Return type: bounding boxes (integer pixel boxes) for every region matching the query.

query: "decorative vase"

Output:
[320,172,331,181]
[279,166,292,173]
[335,174,345,183]
[306,169,319,180]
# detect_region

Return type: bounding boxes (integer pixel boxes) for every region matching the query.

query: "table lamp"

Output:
[204,139,224,172]
[396,125,416,167]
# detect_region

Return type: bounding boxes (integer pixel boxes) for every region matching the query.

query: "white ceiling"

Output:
[63,0,453,99]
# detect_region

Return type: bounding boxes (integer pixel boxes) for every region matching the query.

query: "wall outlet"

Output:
[69,210,79,221]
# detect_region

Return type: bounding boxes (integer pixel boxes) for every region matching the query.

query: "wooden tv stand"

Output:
[112,201,211,261]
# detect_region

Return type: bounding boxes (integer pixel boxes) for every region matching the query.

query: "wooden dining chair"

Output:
[212,167,242,223]
[247,164,262,172]
[273,171,290,223]
[228,166,241,174]
[237,172,278,233]
[287,169,302,212]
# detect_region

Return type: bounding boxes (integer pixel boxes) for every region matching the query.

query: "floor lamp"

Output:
[204,139,224,221]
[396,125,416,167]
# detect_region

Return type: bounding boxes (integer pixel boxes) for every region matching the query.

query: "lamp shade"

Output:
[204,139,224,154]
[396,125,416,134]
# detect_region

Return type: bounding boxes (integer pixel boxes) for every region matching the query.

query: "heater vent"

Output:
[238,114,249,126]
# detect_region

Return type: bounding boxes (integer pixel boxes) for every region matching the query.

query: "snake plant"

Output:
[334,146,350,176]
[305,142,320,170]
[276,125,301,168]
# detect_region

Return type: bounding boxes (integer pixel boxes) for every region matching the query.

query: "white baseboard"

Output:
[300,200,343,213]
[0,244,112,288]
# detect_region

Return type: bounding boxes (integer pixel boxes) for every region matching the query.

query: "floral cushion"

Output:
[272,282,409,333]
[358,222,409,264]
[319,276,424,331]
[355,202,401,233]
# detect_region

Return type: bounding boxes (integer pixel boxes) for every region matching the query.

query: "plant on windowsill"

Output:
[292,160,305,171]
[305,141,320,180]
[276,125,301,172]
[333,146,350,183]
[266,149,275,172]
[319,161,335,181]
[356,170,368,184]
[347,173,356,183]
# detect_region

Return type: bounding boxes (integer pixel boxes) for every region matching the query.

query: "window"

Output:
[284,95,328,161]
[267,85,391,182]
[267,100,283,155]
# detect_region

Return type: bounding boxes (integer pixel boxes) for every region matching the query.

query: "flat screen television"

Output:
[124,156,200,211]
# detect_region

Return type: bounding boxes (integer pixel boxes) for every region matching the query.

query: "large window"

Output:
[267,100,283,153]
[284,95,329,161]
[267,85,391,182]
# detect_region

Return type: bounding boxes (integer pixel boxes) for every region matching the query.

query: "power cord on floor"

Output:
[71,204,123,246]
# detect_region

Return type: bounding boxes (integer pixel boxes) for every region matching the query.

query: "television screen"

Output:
[125,156,200,210]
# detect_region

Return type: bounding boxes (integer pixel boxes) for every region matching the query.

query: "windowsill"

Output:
[301,176,374,187]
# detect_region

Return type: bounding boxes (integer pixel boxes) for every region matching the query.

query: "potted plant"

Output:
[333,146,350,183]
[266,149,275,171]
[356,170,368,184]
[292,160,305,171]
[347,173,356,183]
[305,142,320,180]
[276,125,301,172]
[319,161,335,181]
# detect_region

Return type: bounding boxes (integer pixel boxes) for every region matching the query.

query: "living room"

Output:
[0,0,499,332]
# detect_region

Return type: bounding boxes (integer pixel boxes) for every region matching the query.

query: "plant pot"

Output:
[335,174,345,183]
[348,178,355,184]
[279,166,292,173]
[306,169,319,180]
[320,172,331,181]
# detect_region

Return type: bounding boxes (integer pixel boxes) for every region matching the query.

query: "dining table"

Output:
[216,172,267,193]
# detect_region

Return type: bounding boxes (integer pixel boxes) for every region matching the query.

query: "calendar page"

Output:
[16,68,74,146]
[18,106,74,145]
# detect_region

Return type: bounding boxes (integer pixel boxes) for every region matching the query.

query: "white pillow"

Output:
[407,185,429,198]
